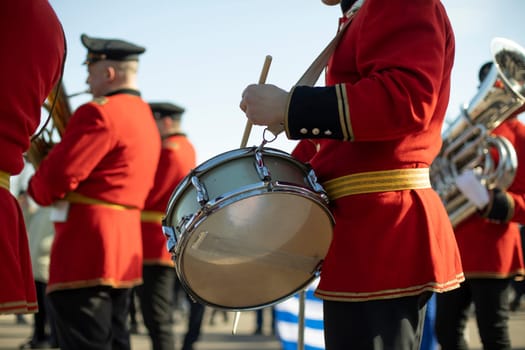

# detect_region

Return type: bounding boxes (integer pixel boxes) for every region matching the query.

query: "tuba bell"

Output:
[26,82,73,168]
[430,37,525,227]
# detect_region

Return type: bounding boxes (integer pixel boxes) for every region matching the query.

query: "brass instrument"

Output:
[431,37,525,227]
[26,83,73,168]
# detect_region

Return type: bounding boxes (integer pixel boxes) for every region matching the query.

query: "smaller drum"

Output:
[163,147,334,310]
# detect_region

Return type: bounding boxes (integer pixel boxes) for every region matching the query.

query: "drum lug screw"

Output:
[254,149,272,181]
[191,175,209,206]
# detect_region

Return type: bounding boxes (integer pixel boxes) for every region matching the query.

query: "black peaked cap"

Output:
[81,33,145,64]
[149,102,185,120]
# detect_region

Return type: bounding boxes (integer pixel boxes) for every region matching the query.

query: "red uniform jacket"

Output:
[28,92,161,292]
[0,0,64,313]
[142,134,196,266]
[455,117,525,278]
[288,0,464,301]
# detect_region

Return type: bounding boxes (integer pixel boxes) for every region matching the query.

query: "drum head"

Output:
[177,191,332,310]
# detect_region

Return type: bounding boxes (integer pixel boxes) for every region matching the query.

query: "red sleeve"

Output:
[28,103,113,205]
[285,0,454,143]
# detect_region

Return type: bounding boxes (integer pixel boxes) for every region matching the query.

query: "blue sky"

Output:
[47,0,525,164]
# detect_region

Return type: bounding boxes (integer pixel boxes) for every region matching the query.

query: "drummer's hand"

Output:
[240,84,289,127]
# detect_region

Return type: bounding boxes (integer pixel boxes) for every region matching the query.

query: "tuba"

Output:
[431,37,525,227]
[26,82,73,168]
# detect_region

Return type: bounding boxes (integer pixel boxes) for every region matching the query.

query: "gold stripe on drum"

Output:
[141,210,165,223]
[322,168,431,200]
[0,170,10,191]
[65,192,137,210]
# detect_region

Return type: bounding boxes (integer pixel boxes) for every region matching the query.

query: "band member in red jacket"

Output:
[0,0,65,315]
[436,62,525,350]
[240,0,464,348]
[136,102,198,350]
[27,34,161,350]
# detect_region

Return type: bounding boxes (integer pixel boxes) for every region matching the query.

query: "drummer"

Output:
[240,0,464,349]
[27,34,161,350]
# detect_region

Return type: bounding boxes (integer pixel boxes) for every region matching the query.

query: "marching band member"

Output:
[135,102,199,350]
[240,0,464,349]
[435,62,525,350]
[27,34,161,350]
[0,0,64,315]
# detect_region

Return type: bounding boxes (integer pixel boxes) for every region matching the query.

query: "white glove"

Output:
[454,169,490,209]
[50,200,70,222]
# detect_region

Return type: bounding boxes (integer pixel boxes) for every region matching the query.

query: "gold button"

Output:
[300,128,308,134]
[312,128,320,135]
[324,130,332,136]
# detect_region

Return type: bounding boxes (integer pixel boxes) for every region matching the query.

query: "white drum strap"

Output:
[295,9,359,87]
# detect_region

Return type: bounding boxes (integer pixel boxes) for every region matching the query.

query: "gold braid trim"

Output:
[0,170,10,191]
[322,168,431,200]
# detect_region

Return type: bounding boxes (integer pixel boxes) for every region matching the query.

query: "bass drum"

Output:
[163,147,334,310]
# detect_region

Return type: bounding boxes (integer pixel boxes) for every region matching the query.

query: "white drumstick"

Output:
[232,311,241,335]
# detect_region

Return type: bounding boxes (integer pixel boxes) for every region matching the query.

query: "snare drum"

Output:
[163,147,333,310]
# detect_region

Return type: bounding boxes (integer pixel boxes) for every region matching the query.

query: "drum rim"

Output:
[165,147,314,222]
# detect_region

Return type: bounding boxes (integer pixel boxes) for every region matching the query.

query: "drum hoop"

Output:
[165,147,314,222]
[193,147,303,173]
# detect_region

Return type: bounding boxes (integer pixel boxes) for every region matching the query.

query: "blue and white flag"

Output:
[275,279,325,350]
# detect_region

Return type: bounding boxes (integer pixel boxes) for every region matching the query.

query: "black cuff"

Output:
[481,188,514,223]
[285,85,353,141]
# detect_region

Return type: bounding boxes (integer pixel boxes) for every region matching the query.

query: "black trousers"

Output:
[323,293,430,350]
[181,293,205,350]
[136,265,176,350]
[32,281,58,345]
[435,278,512,350]
[48,286,131,350]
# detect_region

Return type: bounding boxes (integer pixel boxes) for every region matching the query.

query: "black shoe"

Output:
[16,315,28,325]
[253,328,263,335]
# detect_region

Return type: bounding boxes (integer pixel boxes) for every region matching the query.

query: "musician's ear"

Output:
[106,66,116,81]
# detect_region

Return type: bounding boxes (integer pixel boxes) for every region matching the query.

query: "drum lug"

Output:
[191,175,209,206]
[254,149,272,182]
[161,225,178,253]
[312,259,324,277]
[176,214,192,238]
[306,169,330,203]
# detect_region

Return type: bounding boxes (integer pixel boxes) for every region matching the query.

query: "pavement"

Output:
[0,307,280,350]
[1,304,525,350]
